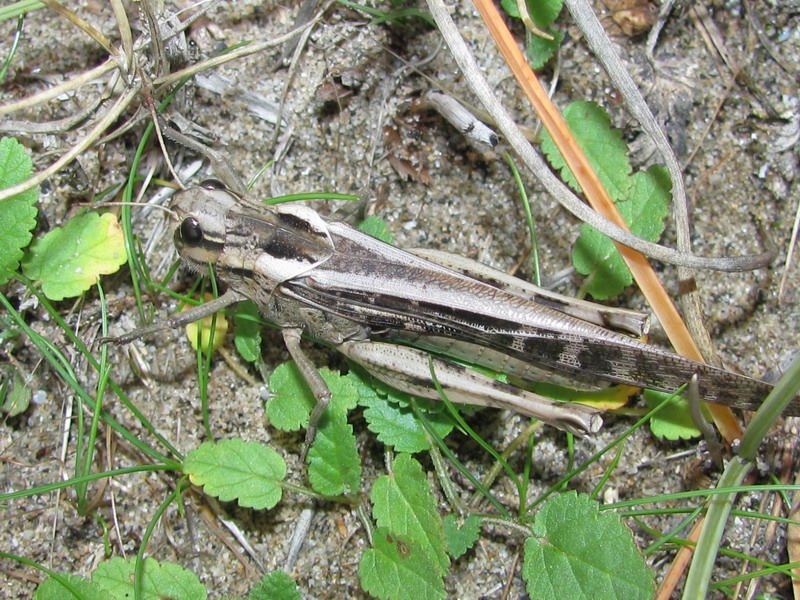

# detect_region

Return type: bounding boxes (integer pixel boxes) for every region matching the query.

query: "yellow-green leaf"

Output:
[185,297,228,353]
[22,212,127,301]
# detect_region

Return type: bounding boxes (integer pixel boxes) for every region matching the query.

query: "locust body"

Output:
[113,183,800,439]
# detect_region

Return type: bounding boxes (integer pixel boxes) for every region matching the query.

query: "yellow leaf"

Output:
[184,294,228,353]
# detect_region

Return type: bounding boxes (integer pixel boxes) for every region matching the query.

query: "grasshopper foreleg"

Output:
[103,289,246,345]
[282,328,331,459]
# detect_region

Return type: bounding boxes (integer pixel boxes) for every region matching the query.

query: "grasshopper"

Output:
[109,180,800,442]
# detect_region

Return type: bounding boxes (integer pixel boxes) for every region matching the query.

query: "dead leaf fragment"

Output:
[604,0,659,36]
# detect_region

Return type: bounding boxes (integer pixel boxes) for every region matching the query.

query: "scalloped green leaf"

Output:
[525,28,565,70]
[234,300,262,363]
[359,389,455,453]
[573,220,634,299]
[267,363,359,431]
[266,361,315,431]
[183,439,286,510]
[523,492,654,599]
[359,215,394,244]
[1,370,31,417]
[354,367,456,452]
[443,513,482,559]
[307,404,362,496]
[501,0,563,24]
[624,165,671,240]
[92,557,206,600]
[643,390,701,440]
[371,453,449,574]
[541,101,632,201]
[573,165,671,299]
[0,137,38,285]
[359,527,446,600]
[35,573,113,600]
[248,570,301,600]
[22,211,127,301]
[319,368,361,413]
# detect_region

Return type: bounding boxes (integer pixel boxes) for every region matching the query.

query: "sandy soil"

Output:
[1,0,799,597]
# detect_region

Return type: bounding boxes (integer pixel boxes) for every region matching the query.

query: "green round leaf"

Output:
[443,513,482,559]
[233,300,262,363]
[643,390,701,441]
[184,439,287,510]
[307,407,362,496]
[92,557,206,600]
[371,454,449,573]
[359,527,446,600]
[248,570,301,600]
[35,573,113,600]
[541,101,632,202]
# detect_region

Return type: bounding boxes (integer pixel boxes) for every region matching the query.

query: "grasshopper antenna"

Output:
[159,124,250,198]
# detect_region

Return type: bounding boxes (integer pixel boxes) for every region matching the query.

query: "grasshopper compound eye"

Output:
[179,217,204,244]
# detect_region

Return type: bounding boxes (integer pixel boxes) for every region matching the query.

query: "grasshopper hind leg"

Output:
[337,340,602,437]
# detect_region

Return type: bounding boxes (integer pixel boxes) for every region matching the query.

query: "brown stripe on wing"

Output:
[282,279,796,414]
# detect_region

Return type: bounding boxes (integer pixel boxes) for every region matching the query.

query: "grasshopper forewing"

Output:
[110,183,800,440]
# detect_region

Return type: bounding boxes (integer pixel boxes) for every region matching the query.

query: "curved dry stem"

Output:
[0,2,325,204]
[39,0,124,69]
[563,0,742,436]
[152,15,326,88]
[109,0,134,74]
[0,0,206,118]
[515,0,553,40]
[0,90,109,134]
[0,58,117,116]
[0,85,140,202]
[426,0,771,275]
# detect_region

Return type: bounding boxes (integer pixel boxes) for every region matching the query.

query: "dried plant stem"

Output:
[152,16,327,88]
[564,0,742,438]
[0,85,140,202]
[515,0,553,40]
[779,197,800,301]
[109,0,134,74]
[0,92,108,134]
[0,58,117,116]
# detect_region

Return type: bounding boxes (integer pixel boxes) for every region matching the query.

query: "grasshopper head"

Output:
[169,181,335,291]
[170,181,241,270]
